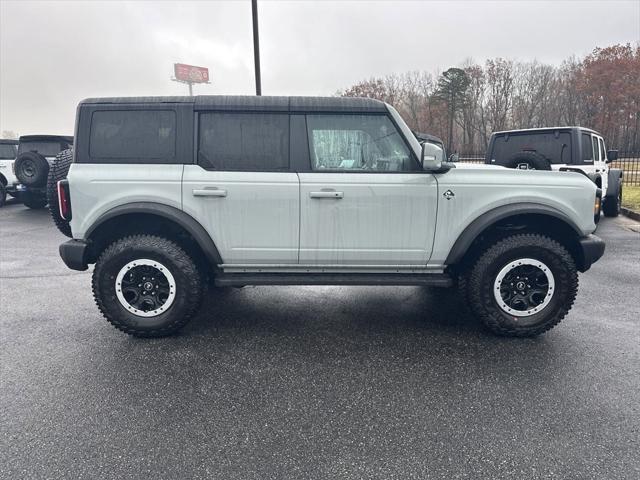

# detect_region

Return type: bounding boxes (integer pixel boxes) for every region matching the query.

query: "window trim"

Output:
[303,112,422,174]
[195,110,291,172]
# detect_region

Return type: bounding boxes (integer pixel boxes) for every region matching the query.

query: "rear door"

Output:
[298,113,438,266]
[182,111,299,265]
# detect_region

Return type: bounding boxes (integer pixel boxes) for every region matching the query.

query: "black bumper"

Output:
[59,239,89,271]
[578,234,605,272]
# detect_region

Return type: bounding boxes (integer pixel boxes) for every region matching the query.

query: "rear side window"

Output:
[198,113,289,171]
[0,144,17,159]
[592,136,599,161]
[89,110,176,160]
[581,133,593,162]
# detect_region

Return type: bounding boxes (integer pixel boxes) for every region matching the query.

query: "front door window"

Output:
[306,114,414,172]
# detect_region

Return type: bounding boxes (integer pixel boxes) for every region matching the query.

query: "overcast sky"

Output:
[1,0,638,135]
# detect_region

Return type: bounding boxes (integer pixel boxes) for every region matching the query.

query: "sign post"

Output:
[251,0,261,95]
[171,63,210,96]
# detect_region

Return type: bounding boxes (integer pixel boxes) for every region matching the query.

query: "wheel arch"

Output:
[0,173,7,186]
[445,203,590,272]
[85,202,222,268]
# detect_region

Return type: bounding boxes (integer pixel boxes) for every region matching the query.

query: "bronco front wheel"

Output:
[92,235,203,337]
[466,233,578,337]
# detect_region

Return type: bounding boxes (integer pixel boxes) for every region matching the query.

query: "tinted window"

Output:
[18,141,62,157]
[491,131,572,165]
[581,133,593,162]
[0,144,17,159]
[592,136,599,161]
[306,114,412,172]
[90,110,176,159]
[198,113,289,171]
[599,138,606,161]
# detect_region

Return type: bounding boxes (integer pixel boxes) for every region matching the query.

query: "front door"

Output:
[298,113,438,266]
[182,111,299,265]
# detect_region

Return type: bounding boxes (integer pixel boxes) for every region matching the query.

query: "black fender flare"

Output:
[444,202,583,266]
[85,202,223,265]
[605,168,623,198]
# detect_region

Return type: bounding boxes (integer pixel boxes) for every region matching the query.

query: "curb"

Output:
[621,207,640,222]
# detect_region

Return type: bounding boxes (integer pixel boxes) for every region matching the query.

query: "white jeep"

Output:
[55,96,605,338]
[485,127,623,220]
[0,139,19,207]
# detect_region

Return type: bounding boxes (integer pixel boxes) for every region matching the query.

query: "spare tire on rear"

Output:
[47,148,74,238]
[502,151,551,171]
[15,151,50,187]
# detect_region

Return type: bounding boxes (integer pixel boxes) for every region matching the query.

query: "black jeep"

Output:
[14,135,73,209]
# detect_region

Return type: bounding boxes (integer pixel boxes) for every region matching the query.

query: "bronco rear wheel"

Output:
[92,235,204,337]
[467,233,578,337]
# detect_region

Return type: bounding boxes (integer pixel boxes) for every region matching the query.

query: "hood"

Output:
[452,163,504,170]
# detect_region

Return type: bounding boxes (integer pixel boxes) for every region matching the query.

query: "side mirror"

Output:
[421,142,444,171]
[448,153,459,163]
[606,150,618,162]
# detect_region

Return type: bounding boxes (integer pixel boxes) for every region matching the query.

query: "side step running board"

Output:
[214,273,453,288]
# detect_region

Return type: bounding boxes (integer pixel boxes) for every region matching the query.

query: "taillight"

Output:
[57,179,72,220]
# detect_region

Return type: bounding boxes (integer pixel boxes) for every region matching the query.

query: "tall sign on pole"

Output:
[171,63,211,96]
[252,0,262,95]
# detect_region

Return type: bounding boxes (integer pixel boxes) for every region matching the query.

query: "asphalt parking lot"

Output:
[1,201,639,480]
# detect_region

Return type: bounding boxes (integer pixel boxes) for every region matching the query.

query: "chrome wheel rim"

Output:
[115,259,176,317]
[493,258,555,317]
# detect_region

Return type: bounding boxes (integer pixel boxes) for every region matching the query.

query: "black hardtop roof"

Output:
[0,139,19,145]
[19,135,74,144]
[492,126,601,136]
[79,95,388,113]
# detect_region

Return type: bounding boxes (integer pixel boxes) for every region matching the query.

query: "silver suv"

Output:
[55,96,604,338]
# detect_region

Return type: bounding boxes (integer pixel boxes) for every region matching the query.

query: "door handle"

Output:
[310,191,344,199]
[192,188,227,197]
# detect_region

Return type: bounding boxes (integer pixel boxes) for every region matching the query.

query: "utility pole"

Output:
[251,0,262,95]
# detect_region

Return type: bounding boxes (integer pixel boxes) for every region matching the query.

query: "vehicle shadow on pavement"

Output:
[177,284,552,350]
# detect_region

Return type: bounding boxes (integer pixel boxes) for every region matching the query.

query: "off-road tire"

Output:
[503,151,551,171]
[0,183,6,207]
[92,235,204,337]
[22,191,47,209]
[47,148,74,237]
[603,185,621,217]
[466,233,578,337]
[15,152,49,187]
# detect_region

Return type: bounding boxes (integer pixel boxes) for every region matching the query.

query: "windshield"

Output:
[0,144,17,159]
[18,141,62,157]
